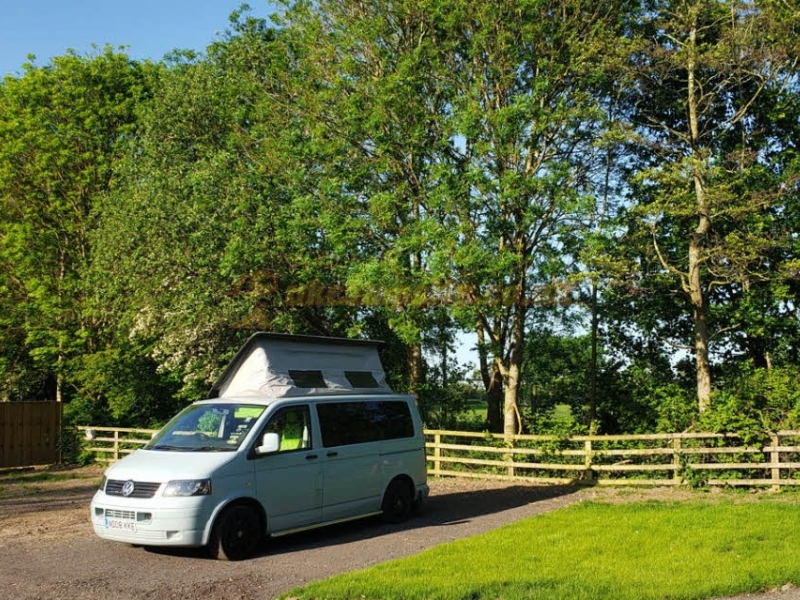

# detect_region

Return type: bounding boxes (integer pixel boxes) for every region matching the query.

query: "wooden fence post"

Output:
[770,432,780,491]
[584,439,593,481]
[506,435,516,478]
[113,430,120,462]
[673,437,682,484]
[433,432,441,477]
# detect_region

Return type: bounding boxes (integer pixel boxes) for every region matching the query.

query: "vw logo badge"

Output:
[121,480,135,497]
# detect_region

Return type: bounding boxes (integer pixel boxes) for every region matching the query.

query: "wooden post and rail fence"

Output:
[424,429,800,488]
[71,425,800,488]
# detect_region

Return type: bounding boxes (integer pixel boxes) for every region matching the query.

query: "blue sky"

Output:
[1,0,275,77]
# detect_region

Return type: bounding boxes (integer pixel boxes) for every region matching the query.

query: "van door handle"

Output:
[327,451,338,457]
[305,454,318,460]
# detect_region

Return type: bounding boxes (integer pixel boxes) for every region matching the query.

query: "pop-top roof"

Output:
[209,332,392,398]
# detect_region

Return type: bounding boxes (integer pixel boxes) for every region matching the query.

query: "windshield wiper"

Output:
[149,444,192,451]
[189,446,235,452]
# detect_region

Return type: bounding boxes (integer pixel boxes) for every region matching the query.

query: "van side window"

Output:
[288,370,327,388]
[317,401,413,448]
[262,406,312,452]
[344,371,380,388]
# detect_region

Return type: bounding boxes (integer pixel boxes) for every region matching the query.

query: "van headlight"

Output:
[163,479,212,497]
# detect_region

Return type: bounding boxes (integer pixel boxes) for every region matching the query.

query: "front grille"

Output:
[104,509,135,520]
[105,479,161,499]
[101,509,152,523]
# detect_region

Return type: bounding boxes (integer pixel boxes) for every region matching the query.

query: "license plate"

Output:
[104,518,136,532]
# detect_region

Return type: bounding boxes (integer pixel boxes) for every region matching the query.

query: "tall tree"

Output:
[434,0,630,436]
[273,0,456,399]
[0,48,148,402]
[91,11,367,397]
[275,0,632,435]
[623,0,800,411]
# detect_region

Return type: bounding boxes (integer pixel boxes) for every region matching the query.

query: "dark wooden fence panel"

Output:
[0,402,62,468]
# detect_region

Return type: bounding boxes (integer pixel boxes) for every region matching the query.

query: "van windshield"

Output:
[145,404,265,452]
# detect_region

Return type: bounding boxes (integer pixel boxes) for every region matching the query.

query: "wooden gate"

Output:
[0,402,62,468]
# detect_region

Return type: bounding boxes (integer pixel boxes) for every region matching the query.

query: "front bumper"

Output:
[90,491,212,547]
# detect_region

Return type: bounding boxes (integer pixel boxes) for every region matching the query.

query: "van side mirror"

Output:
[255,432,280,456]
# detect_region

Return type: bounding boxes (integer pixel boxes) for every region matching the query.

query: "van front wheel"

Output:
[208,504,262,561]
[381,479,413,523]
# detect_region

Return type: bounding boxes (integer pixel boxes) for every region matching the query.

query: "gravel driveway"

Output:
[0,466,798,600]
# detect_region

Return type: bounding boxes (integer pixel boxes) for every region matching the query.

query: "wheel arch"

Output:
[381,474,415,523]
[203,496,267,544]
[385,473,414,495]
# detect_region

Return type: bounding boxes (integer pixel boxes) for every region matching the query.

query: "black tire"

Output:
[412,493,424,514]
[208,504,262,561]
[381,478,414,524]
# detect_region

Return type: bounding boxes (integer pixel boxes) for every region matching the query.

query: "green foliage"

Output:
[0,48,151,402]
[701,365,800,438]
[616,0,800,410]
[64,343,183,428]
[420,382,486,431]
[1,2,799,436]
[522,404,588,439]
[521,332,592,418]
[676,456,710,490]
[91,10,366,398]
[56,427,95,466]
[590,360,697,435]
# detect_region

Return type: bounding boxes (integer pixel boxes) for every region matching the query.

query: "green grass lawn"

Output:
[282,497,800,600]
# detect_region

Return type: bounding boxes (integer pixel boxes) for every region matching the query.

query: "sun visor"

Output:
[209,333,392,398]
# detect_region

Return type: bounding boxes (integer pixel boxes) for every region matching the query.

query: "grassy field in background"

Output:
[283,497,800,600]
[454,400,574,429]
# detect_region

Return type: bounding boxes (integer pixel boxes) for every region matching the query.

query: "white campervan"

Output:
[90,333,429,560]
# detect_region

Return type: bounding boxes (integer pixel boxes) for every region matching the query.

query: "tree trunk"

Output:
[408,342,424,394]
[687,182,713,412]
[745,336,770,370]
[486,369,503,432]
[502,360,521,438]
[690,278,712,412]
[501,308,526,440]
[686,21,713,413]
[588,279,599,431]
[477,323,503,432]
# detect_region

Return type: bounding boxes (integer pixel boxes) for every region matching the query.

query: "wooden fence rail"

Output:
[76,425,800,488]
[77,426,157,463]
[425,429,800,488]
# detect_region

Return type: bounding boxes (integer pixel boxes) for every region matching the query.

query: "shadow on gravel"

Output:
[270,483,580,554]
[420,483,579,525]
[0,482,102,516]
[146,482,580,561]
